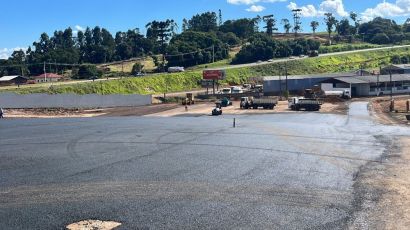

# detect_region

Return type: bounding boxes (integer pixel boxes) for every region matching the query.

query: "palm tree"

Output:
[281,19,292,34]
[310,21,319,36]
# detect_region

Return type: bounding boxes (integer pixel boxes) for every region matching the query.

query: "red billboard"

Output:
[203,70,226,80]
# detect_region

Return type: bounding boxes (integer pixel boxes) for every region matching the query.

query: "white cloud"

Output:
[319,0,348,17]
[0,47,28,60]
[73,25,85,37]
[246,5,266,12]
[75,25,85,31]
[287,0,348,18]
[361,0,410,22]
[287,2,319,17]
[228,0,286,4]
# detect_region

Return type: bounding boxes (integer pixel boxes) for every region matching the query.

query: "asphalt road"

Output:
[0,102,409,229]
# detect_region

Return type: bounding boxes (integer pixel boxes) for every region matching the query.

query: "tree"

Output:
[263,15,277,36]
[182,18,188,32]
[76,65,102,79]
[188,12,218,32]
[371,33,390,44]
[310,21,319,35]
[281,19,292,34]
[350,12,359,35]
[146,19,177,67]
[324,13,337,45]
[359,17,402,43]
[166,31,229,67]
[252,15,261,33]
[337,18,351,36]
[220,18,257,38]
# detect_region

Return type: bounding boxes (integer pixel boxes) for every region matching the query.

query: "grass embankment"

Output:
[318,43,382,54]
[3,47,410,95]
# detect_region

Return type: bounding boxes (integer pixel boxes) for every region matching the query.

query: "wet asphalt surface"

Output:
[0,102,409,229]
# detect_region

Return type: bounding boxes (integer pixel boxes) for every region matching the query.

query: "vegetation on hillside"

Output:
[3,47,410,95]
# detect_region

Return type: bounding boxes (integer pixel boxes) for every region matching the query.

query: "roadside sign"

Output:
[201,80,213,87]
[203,70,226,80]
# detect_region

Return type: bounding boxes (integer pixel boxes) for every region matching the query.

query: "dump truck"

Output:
[182,93,195,105]
[288,97,322,111]
[240,97,278,110]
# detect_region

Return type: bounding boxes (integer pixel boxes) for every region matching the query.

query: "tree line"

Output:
[2,9,410,77]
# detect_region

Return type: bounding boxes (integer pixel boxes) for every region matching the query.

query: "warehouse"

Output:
[263,72,357,95]
[381,64,410,75]
[320,74,410,97]
[0,75,28,86]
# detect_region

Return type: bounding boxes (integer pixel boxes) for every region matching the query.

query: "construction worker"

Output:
[0,108,4,119]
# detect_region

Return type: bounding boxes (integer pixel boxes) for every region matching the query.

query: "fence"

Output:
[0,93,152,109]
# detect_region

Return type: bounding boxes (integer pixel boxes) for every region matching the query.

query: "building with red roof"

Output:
[33,73,64,83]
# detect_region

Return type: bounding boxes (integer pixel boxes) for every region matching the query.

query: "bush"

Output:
[131,62,144,75]
[76,65,103,79]
[371,33,390,44]
[232,34,320,64]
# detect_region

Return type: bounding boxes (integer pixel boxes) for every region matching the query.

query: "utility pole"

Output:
[292,9,302,38]
[212,45,215,63]
[121,61,124,78]
[285,61,288,92]
[389,67,394,111]
[279,74,282,99]
[43,62,47,82]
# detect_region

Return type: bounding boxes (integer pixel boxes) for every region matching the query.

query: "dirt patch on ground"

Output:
[147,100,348,117]
[349,137,410,229]
[370,96,410,125]
[3,104,180,118]
[66,220,121,230]
[2,101,348,118]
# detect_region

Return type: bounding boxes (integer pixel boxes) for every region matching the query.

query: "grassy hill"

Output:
[2,46,410,95]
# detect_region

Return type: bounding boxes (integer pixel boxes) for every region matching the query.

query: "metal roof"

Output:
[264,72,357,81]
[385,64,410,70]
[333,74,410,84]
[0,75,26,81]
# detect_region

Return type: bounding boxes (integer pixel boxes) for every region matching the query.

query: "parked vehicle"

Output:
[220,88,231,94]
[182,93,195,105]
[231,86,243,94]
[240,97,277,110]
[134,72,145,77]
[168,66,185,73]
[242,84,251,90]
[324,90,351,99]
[288,97,322,111]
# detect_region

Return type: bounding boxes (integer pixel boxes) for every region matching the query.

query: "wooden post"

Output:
[407,100,410,112]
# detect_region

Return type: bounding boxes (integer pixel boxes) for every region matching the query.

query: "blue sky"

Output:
[1,0,410,59]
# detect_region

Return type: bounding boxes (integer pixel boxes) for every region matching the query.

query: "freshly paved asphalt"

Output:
[0,102,409,229]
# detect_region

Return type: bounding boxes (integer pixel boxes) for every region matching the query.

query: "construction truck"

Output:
[182,93,195,105]
[240,97,278,110]
[220,97,233,107]
[212,102,223,116]
[288,97,322,111]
